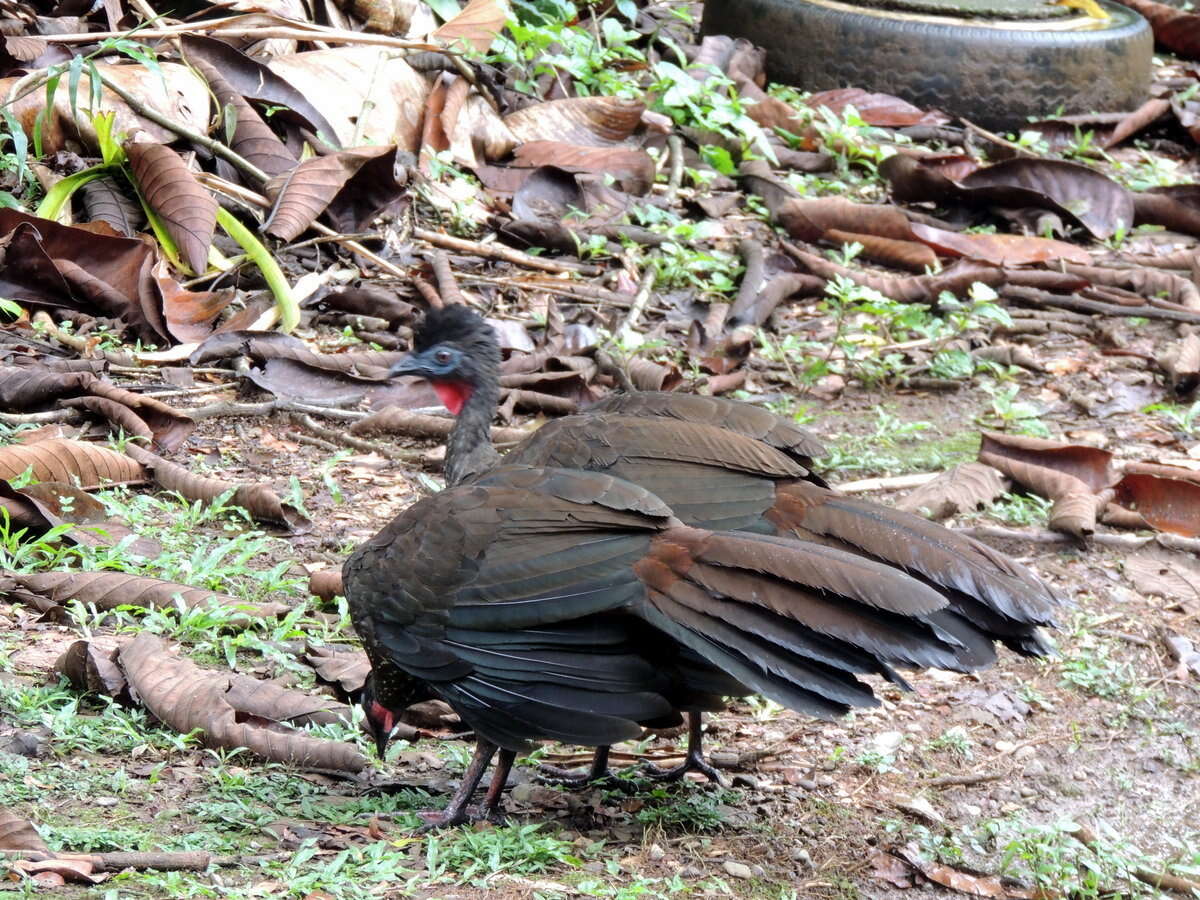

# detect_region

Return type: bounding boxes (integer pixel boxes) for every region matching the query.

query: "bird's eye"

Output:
[434,349,452,365]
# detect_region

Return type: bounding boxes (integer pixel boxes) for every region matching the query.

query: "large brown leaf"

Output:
[897,462,1009,520]
[511,143,655,195]
[908,223,1092,266]
[0,62,209,156]
[0,570,289,620]
[882,156,1133,240]
[432,0,507,53]
[505,96,645,146]
[125,142,217,275]
[806,88,947,127]
[0,210,165,342]
[0,366,95,411]
[152,259,234,344]
[304,643,369,695]
[1113,472,1200,537]
[179,36,342,150]
[86,381,194,451]
[268,48,430,149]
[1133,185,1200,238]
[0,810,49,852]
[119,633,367,771]
[189,56,296,179]
[125,444,310,530]
[0,438,144,487]
[978,432,1112,537]
[78,176,146,236]
[1114,0,1200,58]
[263,146,400,241]
[55,639,129,699]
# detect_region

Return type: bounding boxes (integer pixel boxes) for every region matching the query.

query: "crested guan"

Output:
[344,305,1060,825]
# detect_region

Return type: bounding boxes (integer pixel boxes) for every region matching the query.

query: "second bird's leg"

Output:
[417,739,498,829]
[537,745,621,789]
[642,713,725,785]
[478,749,516,823]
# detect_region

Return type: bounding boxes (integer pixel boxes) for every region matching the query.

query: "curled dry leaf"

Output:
[1113,472,1200,538]
[119,633,367,772]
[627,358,684,392]
[807,88,947,127]
[0,480,102,536]
[1065,262,1200,311]
[1133,185,1200,238]
[908,223,1092,266]
[0,810,49,852]
[309,569,344,601]
[222,670,354,727]
[304,642,370,695]
[897,462,1010,520]
[0,366,95,411]
[1114,0,1200,58]
[263,146,400,241]
[124,142,218,276]
[0,570,290,620]
[0,438,144,487]
[62,396,154,445]
[55,639,128,699]
[1157,331,1200,396]
[504,96,645,146]
[188,56,296,178]
[432,0,508,53]
[125,444,311,531]
[978,432,1113,537]
[511,143,656,195]
[896,843,1036,898]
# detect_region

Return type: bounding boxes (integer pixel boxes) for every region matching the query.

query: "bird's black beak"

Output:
[374,726,391,761]
[387,353,425,379]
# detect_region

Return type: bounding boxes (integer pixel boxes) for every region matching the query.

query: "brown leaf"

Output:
[62,396,154,445]
[1114,0,1200,58]
[882,156,1133,240]
[0,570,290,621]
[433,0,507,53]
[1133,185,1200,238]
[0,209,165,343]
[309,569,344,601]
[978,432,1113,492]
[267,48,430,149]
[775,196,914,242]
[505,96,645,146]
[1123,547,1200,608]
[0,438,144,487]
[626,358,683,392]
[55,640,128,699]
[179,36,342,152]
[304,643,370,695]
[124,142,217,275]
[125,444,311,530]
[189,56,296,178]
[1047,490,1100,538]
[264,146,399,241]
[11,857,101,885]
[908,223,1092,266]
[897,843,1035,898]
[0,810,49,852]
[824,229,938,272]
[119,633,367,771]
[1113,472,1200,537]
[223,672,354,727]
[897,463,1010,520]
[85,376,197,452]
[869,848,915,888]
[0,366,96,411]
[807,88,947,127]
[511,143,655,195]
[152,258,234,344]
[78,176,145,236]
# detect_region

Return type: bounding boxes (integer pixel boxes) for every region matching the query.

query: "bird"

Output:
[343,304,1060,826]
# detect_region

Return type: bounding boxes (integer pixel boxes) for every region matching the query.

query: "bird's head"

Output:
[361,673,400,760]
[389,305,500,415]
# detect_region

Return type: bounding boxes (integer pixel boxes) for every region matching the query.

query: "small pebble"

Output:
[648,844,666,862]
[793,848,813,867]
[994,740,1016,754]
[1019,786,1037,798]
[1014,745,1036,760]
[732,774,759,789]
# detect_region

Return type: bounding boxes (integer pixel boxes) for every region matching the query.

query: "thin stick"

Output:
[663,134,685,205]
[293,413,425,462]
[413,227,603,276]
[615,264,657,343]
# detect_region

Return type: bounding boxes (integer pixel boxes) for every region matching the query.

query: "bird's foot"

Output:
[535,765,640,794]
[415,805,505,832]
[640,752,726,786]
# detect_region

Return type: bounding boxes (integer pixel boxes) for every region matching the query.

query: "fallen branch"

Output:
[924,771,1006,788]
[1,849,265,871]
[834,472,940,494]
[1066,824,1200,896]
[350,407,529,444]
[292,413,426,462]
[1003,285,1200,325]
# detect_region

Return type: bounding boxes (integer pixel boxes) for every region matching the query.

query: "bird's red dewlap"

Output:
[433,381,473,416]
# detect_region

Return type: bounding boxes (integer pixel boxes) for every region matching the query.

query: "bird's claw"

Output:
[414,805,505,832]
[535,765,640,793]
[640,754,726,786]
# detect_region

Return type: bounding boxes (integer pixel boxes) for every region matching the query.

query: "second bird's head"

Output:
[388,305,501,415]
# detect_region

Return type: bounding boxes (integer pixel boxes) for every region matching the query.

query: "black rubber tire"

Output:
[701,0,1152,131]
